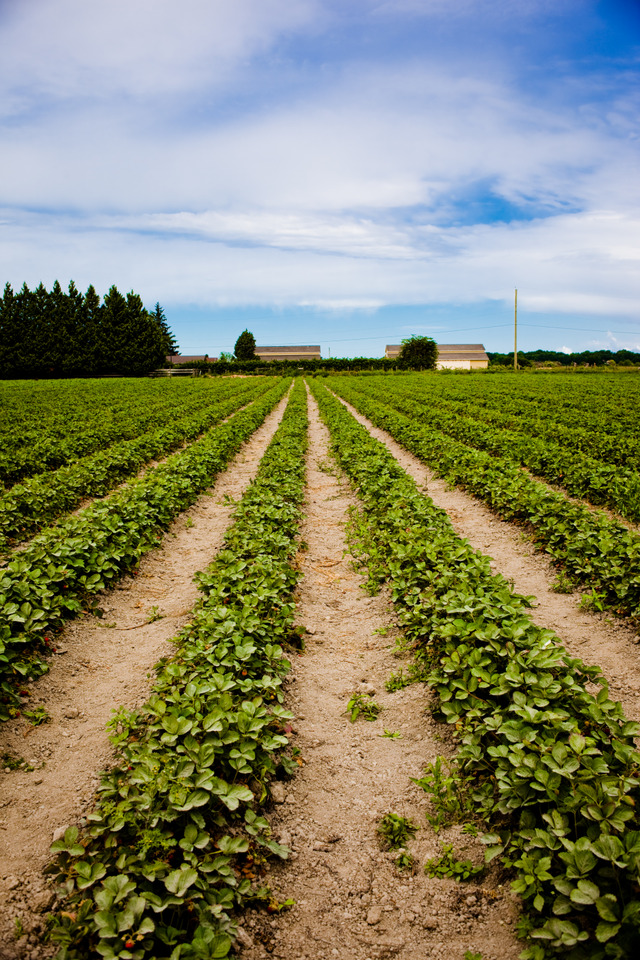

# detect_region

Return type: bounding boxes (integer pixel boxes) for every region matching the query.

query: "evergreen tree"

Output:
[83,285,103,374]
[0,280,177,377]
[120,292,166,375]
[63,280,86,374]
[100,285,130,374]
[234,329,256,360]
[0,283,18,375]
[151,302,179,356]
[399,335,437,368]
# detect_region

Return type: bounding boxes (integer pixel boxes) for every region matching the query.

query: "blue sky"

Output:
[1,0,639,357]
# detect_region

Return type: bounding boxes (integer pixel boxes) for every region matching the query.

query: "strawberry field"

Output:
[0,372,639,960]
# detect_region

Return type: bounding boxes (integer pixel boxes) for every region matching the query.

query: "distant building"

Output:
[384,343,489,369]
[436,344,489,369]
[255,345,322,362]
[166,354,211,364]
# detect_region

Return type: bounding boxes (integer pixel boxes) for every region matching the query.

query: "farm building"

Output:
[166,354,211,364]
[255,345,322,362]
[384,343,489,369]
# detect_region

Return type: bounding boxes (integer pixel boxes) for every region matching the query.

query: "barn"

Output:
[384,343,489,369]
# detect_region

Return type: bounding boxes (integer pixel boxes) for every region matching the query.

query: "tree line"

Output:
[0,281,178,378]
[488,348,640,367]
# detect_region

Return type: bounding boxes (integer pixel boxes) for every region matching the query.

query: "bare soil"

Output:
[239,392,520,960]
[0,393,290,959]
[335,393,640,725]
[2,384,637,960]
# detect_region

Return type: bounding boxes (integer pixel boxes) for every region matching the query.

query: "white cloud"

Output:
[0,0,319,107]
[3,206,639,325]
[0,0,638,334]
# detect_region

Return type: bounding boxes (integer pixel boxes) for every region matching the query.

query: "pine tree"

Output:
[234,329,256,360]
[151,302,179,357]
[100,285,129,373]
[0,283,18,375]
[83,285,102,374]
[63,280,86,374]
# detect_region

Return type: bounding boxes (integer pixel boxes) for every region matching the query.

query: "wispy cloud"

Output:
[0,0,638,350]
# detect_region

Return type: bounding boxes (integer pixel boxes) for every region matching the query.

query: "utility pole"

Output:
[514,288,518,371]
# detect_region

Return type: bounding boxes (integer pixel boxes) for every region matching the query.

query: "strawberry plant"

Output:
[0,380,290,719]
[0,378,274,552]
[47,381,308,959]
[310,379,640,959]
[328,378,640,625]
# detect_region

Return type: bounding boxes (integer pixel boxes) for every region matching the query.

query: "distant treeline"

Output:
[172,356,425,375]
[488,348,640,367]
[0,281,177,377]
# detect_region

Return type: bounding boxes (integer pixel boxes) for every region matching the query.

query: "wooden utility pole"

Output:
[514,288,518,371]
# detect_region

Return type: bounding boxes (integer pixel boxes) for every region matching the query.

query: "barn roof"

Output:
[256,345,320,353]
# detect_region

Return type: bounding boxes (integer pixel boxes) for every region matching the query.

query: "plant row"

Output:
[386,376,640,471]
[0,380,290,719]
[327,378,640,623]
[347,379,640,523]
[310,379,640,960]
[381,373,640,470]
[403,371,640,435]
[0,377,253,488]
[48,379,308,959]
[0,378,275,553]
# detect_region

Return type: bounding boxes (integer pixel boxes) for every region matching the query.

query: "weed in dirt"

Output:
[551,571,575,594]
[316,458,338,476]
[267,896,296,913]
[146,605,164,623]
[412,757,478,833]
[386,663,424,691]
[346,692,382,722]
[184,517,195,530]
[379,729,402,739]
[378,813,418,849]
[23,706,50,726]
[424,843,484,882]
[463,952,484,960]
[374,626,389,636]
[579,588,607,612]
[395,850,416,872]
[14,918,25,938]
[1,752,33,771]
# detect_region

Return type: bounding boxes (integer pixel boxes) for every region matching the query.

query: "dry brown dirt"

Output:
[239,390,520,960]
[1,382,636,960]
[0,392,290,958]
[334,392,640,724]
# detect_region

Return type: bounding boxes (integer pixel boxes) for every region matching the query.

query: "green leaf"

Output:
[591,835,626,866]
[595,920,621,943]
[595,894,620,923]
[217,836,250,854]
[570,880,600,905]
[164,866,199,897]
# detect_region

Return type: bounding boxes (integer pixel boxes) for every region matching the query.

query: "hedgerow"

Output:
[310,379,640,960]
[47,379,308,959]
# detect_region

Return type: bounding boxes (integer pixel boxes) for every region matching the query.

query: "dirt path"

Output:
[0,393,290,959]
[240,392,520,960]
[334,393,640,725]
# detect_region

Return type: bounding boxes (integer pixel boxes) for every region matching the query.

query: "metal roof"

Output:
[256,345,321,352]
